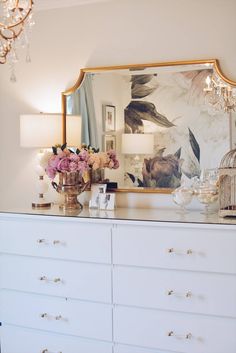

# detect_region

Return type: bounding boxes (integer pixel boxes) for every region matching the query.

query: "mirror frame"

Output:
[61,59,236,194]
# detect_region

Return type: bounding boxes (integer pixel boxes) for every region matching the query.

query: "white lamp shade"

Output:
[66,115,82,147]
[20,114,62,148]
[122,133,154,155]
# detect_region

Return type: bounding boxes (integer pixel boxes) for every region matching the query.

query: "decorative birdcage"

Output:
[219,149,236,217]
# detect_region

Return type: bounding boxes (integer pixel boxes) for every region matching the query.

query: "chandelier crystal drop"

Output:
[204,74,236,113]
[0,0,34,80]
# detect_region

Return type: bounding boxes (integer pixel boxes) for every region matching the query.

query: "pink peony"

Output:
[79,149,89,162]
[48,155,60,169]
[113,160,119,169]
[69,154,79,162]
[57,157,70,172]
[69,161,78,172]
[45,144,119,181]
[45,166,57,179]
[77,160,89,174]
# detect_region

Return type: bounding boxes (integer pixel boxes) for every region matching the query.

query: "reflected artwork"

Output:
[124,69,228,188]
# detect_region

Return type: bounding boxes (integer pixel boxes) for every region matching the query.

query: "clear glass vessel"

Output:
[172,186,193,214]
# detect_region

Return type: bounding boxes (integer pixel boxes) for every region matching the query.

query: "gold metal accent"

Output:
[40,313,47,318]
[55,315,62,320]
[167,248,193,255]
[168,331,174,337]
[32,202,51,209]
[167,331,192,340]
[0,0,34,64]
[53,171,89,210]
[53,240,61,245]
[167,290,192,298]
[108,187,173,194]
[39,276,62,283]
[61,59,236,194]
[54,278,61,283]
[186,333,193,340]
[40,313,64,321]
[37,238,46,243]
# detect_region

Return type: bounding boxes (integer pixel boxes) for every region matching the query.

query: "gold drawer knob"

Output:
[40,313,65,321]
[37,239,65,246]
[167,331,192,340]
[39,276,62,283]
[53,240,61,245]
[37,239,46,244]
[167,290,192,298]
[167,248,193,255]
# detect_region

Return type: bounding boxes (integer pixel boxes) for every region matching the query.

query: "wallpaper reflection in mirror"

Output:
[67,67,229,189]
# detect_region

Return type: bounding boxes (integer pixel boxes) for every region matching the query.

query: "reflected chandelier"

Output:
[0,0,34,80]
[204,74,236,113]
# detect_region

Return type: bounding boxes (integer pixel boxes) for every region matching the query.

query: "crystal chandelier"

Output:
[0,0,34,81]
[204,74,236,113]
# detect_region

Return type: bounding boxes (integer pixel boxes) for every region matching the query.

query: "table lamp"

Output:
[122,133,154,184]
[20,113,81,208]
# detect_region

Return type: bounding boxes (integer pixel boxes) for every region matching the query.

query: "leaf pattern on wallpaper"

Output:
[132,84,157,99]
[188,128,200,162]
[182,153,201,179]
[182,129,201,179]
[126,172,144,187]
[125,101,175,133]
[131,74,155,86]
[174,147,181,159]
[131,74,158,99]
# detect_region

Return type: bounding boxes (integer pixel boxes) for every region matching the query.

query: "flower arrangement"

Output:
[43,143,119,181]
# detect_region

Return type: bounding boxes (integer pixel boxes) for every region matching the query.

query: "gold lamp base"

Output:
[32,194,52,209]
[32,202,52,209]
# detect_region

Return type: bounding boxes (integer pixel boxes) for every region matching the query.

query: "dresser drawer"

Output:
[114,344,174,353]
[0,255,111,303]
[0,217,111,263]
[113,224,236,274]
[114,306,236,353]
[1,325,113,353]
[0,290,112,341]
[113,266,236,317]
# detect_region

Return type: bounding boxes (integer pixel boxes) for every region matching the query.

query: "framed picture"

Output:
[104,134,116,152]
[99,193,116,210]
[103,105,116,132]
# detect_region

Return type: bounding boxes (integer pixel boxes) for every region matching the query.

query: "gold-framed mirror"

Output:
[62,59,236,193]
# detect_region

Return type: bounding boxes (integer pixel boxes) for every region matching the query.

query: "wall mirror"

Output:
[62,59,236,193]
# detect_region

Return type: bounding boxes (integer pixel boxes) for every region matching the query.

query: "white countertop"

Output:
[0,205,236,226]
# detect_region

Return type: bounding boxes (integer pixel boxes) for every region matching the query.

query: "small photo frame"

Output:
[89,184,107,209]
[103,105,116,132]
[104,134,116,152]
[99,193,116,210]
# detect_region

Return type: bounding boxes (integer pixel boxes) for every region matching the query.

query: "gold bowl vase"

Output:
[52,171,89,210]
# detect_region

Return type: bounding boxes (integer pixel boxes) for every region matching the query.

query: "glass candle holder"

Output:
[172,186,193,214]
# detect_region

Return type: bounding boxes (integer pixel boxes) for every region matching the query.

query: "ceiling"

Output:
[35,0,114,11]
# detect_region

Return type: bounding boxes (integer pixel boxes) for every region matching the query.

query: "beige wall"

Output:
[0,0,236,208]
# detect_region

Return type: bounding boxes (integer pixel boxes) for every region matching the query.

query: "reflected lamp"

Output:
[122,133,154,185]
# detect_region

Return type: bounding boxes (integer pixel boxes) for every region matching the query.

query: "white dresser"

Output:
[0,209,236,353]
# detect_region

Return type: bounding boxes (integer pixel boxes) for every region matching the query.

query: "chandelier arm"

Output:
[0,26,23,40]
[0,0,33,29]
